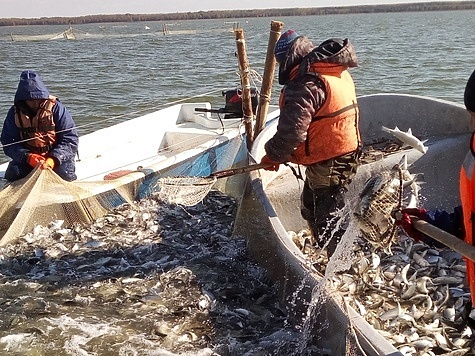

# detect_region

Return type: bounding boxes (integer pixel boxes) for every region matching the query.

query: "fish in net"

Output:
[156,176,218,206]
[0,162,268,246]
[0,167,141,246]
[353,154,420,253]
[155,162,269,207]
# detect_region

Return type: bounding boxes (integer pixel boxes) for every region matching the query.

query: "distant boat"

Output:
[144,26,150,30]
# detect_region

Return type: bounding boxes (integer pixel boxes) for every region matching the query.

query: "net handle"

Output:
[210,162,272,179]
[413,217,475,262]
[395,212,475,262]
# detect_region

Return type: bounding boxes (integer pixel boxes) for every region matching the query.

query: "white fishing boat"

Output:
[0,96,279,245]
[235,93,472,355]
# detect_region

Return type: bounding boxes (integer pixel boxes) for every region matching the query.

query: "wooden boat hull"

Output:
[235,94,471,355]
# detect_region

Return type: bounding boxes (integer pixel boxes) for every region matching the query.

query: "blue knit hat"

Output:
[274,29,299,64]
[464,70,475,112]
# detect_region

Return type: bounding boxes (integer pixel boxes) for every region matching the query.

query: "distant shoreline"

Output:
[1,1,474,27]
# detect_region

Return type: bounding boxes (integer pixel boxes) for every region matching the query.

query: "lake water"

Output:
[1,10,474,164]
[0,10,474,355]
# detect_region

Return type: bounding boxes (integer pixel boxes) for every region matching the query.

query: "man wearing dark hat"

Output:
[1,70,78,181]
[396,69,475,318]
[465,70,475,118]
[260,29,361,256]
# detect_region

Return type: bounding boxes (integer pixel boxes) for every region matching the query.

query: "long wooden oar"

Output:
[411,217,475,262]
[103,163,273,181]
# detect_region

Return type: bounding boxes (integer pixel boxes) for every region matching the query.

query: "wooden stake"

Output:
[254,21,284,140]
[234,28,255,150]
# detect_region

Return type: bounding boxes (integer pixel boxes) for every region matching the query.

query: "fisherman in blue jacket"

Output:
[1,70,78,181]
[397,70,475,243]
[397,69,475,321]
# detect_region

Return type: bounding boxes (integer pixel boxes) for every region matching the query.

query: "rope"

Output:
[384,165,405,247]
[0,86,228,152]
[2,57,267,183]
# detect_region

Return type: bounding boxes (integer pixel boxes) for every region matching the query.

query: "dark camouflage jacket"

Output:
[265,36,358,162]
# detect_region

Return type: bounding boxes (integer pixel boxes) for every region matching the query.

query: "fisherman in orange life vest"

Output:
[396,70,475,317]
[1,70,78,181]
[260,30,361,256]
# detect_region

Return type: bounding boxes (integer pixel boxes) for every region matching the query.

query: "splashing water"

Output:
[293,196,361,355]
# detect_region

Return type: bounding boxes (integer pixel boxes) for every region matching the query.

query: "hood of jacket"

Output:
[278,37,358,85]
[14,70,50,104]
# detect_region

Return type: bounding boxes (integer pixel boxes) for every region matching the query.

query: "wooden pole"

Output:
[254,21,284,140]
[234,28,255,150]
[412,218,475,262]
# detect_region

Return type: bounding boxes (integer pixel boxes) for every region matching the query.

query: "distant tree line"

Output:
[1,1,474,27]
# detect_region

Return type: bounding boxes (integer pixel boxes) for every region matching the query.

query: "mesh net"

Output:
[353,157,417,252]
[156,176,218,206]
[0,167,141,246]
[154,163,269,206]
[0,168,235,245]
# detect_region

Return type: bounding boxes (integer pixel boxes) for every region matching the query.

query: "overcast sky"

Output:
[1,0,463,18]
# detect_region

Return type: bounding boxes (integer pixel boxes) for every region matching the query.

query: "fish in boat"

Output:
[235,93,473,355]
[381,125,428,154]
[0,92,280,245]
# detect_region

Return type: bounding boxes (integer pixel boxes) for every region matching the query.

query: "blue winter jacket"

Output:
[423,206,465,246]
[1,70,78,181]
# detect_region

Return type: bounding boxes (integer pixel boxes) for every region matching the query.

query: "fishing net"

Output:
[10,26,77,41]
[0,167,141,246]
[156,176,217,206]
[0,158,253,245]
[353,156,418,252]
[155,162,268,207]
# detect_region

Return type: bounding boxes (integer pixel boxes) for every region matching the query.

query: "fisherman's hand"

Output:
[41,157,55,170]
[27,153,45,168]
[394,208,428,241]
[260,155,280,171]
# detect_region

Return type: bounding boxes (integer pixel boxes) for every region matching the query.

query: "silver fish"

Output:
[381,126,428,154]
[354,155,418,252]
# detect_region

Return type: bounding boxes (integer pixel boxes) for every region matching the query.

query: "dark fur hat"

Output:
[464,70,475,112]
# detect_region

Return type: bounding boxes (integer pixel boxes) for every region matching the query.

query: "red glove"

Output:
[41,157,55,170]
[260,154,280,171]
[394,208,428,241]
[27,153,45,168]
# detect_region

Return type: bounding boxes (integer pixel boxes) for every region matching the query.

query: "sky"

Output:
[1,0,465,19]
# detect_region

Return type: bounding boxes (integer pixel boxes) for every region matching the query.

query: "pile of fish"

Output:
[297,229,475,355]
[294,126,475,355]
[0,191,304,355]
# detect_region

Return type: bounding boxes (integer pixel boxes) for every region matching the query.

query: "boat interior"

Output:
[235,93,472,355]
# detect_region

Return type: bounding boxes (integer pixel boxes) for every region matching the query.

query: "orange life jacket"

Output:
[14,95,57,154]
[282,63,360,165]
[460,132,475,305]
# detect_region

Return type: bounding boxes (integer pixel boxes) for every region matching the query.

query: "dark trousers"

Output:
[300,150,360,256]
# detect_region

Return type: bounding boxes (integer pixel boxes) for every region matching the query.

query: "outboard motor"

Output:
[222,88,258,118]
[194,87,259,119]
